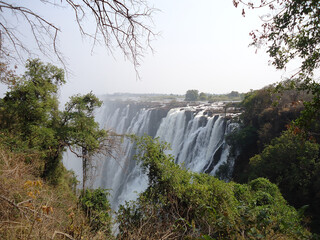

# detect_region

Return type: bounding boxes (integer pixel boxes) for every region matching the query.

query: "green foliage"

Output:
[0,59,64,149]
[253,1,320,77]
[184,90,244,102]
[62,92,105,153]
[0,59,109,185]
[249,129,320,232]
[230,86,308,182]
[241,89,272,128]
[185,89,199,101]
[200,236,216,240]
[227,126,258,157]
[199,92,207,101]
[229,83,320,233]
[225,126,259,182]
[61,92,110,190]
[0,60,114,239]
[295,80,320,136]
[79,188,112,235]
[239,0,320,134]
[117,136,310,239]
[233,178,309,239]
[0,59,66,184]
[227,91,240,98]
[249,130,319,205]
[207,92,245,102]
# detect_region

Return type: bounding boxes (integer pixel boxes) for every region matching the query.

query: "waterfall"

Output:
[64,98,238,209]
[155,107,238,176]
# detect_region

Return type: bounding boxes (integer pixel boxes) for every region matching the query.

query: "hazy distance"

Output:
[2,1,289,105]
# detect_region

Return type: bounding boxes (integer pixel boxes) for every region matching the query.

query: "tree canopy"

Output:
[235,0,320,132]
[184,89,199,101]
[0,59,116,184]
[0,59,65,149]
[234,0,320,76]
[249,128,320,232]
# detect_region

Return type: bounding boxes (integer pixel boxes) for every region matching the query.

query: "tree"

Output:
[79,188,112,236]
[0,59,117,184]
[0,59,65,149]
[228,86,309,183]
[0,1,156,71]
[0,59,67,182]
[227,91,240,98]
[235,0,320,77]
[199,92,207,101]
[234,0,320,131]
[240,89,272,128]
[184,89,199,101]
[61,92,114,191]
[249,130,320,206]
[249,129,320,232]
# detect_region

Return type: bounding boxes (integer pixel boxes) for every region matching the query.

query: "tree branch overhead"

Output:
[0,0,157,72]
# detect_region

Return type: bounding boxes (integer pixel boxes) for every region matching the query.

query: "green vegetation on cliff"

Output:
[116,136,310,239]
[227,84,320,233]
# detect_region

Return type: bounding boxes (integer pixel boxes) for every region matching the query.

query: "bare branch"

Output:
[52,231,75,240]
[0,0,157,75]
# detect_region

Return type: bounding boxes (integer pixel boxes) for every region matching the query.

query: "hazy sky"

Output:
[3,1,288,104]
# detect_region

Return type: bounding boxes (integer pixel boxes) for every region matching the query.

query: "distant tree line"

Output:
[184,89,244,102]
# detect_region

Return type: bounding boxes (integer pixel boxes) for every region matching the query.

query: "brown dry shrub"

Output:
[0,147,110,240]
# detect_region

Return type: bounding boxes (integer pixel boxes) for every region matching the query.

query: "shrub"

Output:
[79,188,112,236]
[117,136,310,239]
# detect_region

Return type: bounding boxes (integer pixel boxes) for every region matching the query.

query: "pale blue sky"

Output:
[2,0,287,104]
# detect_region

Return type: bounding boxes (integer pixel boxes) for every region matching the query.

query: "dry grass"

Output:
[0,147,109,240]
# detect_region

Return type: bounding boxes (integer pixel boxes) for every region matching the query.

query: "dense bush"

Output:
[79,188,112,235]
[249,129,320,233]
[230,87,308,182]
[117,136,310,239]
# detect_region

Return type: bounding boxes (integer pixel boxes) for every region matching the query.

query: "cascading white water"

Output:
[155,107,238,175]
[94,102,154,207]
[64,98,238,209]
